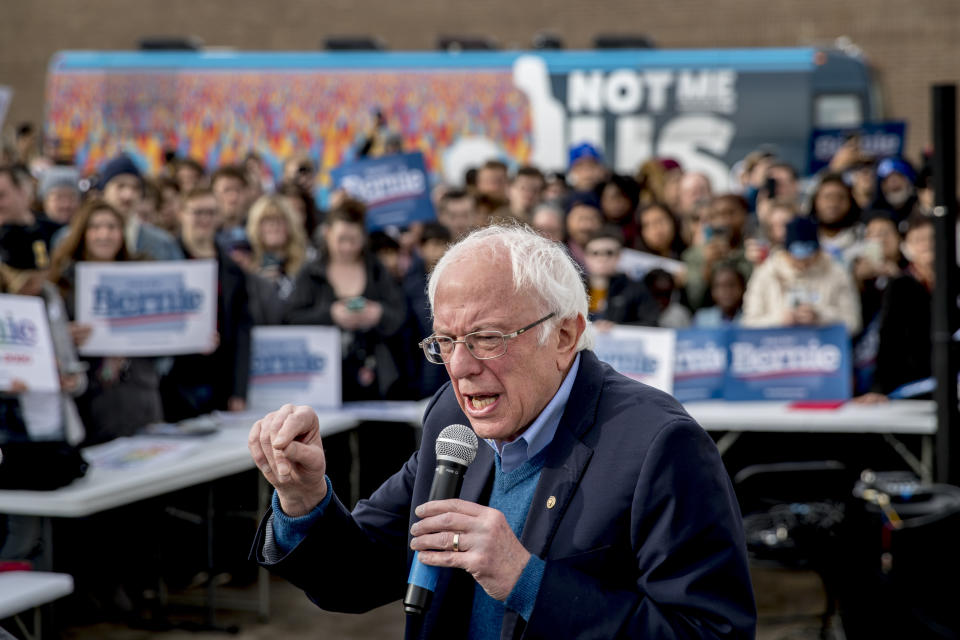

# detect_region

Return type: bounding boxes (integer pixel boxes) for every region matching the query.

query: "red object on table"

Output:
[788,400,847,410]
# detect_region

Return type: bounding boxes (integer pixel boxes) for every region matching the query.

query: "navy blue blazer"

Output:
[252,350,756,639]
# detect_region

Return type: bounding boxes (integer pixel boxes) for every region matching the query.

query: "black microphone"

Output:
[404,423,479,616]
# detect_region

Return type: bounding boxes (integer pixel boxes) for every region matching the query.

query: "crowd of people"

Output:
[0,112,948,637]
[0,122,941,451]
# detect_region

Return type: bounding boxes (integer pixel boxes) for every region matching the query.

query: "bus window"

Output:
[815,94,863,128]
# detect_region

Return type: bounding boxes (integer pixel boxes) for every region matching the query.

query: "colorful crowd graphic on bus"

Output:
[45,48,875,192]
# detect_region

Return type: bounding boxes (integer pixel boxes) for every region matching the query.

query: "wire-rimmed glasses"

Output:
[419,312,556,364]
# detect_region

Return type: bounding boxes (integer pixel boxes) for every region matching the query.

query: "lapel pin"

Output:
[546,496,557,509]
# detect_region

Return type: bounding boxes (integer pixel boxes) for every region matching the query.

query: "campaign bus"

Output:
[45,47,878,192]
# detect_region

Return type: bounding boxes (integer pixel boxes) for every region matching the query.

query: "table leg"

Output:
[882,434,926,481]
[11,607,41,640]
[921,435,934,484]
[205,484,217,628]
[715,431,742,456]
[38,517,53,572]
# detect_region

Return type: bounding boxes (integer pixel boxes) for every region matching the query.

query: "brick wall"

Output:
[1,0,957,168]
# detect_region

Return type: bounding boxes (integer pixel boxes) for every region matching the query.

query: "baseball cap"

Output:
[568,142,603,170]
[784,216,820,259]
[876,157,916,183]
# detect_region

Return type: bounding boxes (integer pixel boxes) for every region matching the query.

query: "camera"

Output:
[230,238,253,253]
[345,296,367,312]
[703,225,729,242]
[763,176,778,199]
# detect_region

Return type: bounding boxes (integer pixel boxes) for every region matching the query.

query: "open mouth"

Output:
[466,394,500,413]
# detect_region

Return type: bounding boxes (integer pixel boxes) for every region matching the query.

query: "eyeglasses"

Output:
[419,312,556,364]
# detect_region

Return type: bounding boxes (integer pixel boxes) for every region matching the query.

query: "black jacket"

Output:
[872,271,931,394]
[588,272,660,326]
[161,242,252,420]
[251,351,756,639]
[400,256,447,399]
[283,253,407,400]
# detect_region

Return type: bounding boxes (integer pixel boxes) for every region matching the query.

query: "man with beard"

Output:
[869,157,918,229]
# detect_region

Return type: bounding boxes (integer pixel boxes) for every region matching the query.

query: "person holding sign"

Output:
[0,243,86,446]
[250,224,755,638]
[160,188,251,421]
[48,200,163,444]
[50,154,184,262]
[0,249,88,561]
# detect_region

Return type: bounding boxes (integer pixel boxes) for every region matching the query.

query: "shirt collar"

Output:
[125,215,140,254]
[486,352,581,473]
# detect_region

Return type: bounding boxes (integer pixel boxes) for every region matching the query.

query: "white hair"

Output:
[427,223,595,351]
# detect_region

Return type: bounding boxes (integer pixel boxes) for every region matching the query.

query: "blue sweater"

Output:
[468,451,547,639]
[268,356,579,633]
[269,455,548,636]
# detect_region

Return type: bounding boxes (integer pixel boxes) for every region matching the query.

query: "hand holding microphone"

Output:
[404,424,478,615]
[405,424,532,614]
[410,498,533,603]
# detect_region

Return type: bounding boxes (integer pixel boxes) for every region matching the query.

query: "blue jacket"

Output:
[135,222,183,261]
[51,219,183,261]
[251,350,756,639]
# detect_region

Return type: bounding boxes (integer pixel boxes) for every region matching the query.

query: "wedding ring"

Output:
[453,532,460,552]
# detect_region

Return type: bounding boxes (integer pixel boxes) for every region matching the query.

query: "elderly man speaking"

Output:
[249,225,756,639]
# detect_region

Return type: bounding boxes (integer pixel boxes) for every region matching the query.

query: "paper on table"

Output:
[84,436,207,471]
[143,415,221,437]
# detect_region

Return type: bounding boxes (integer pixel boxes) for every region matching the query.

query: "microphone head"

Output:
[435,424,479,467]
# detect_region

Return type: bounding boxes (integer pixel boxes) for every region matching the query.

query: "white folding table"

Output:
[0,398,936,625]
[685,400,937,481]
[0,401,427,624]
[0,571,73,640]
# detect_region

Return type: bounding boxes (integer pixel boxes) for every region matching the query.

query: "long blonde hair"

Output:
[246,195,308,276]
